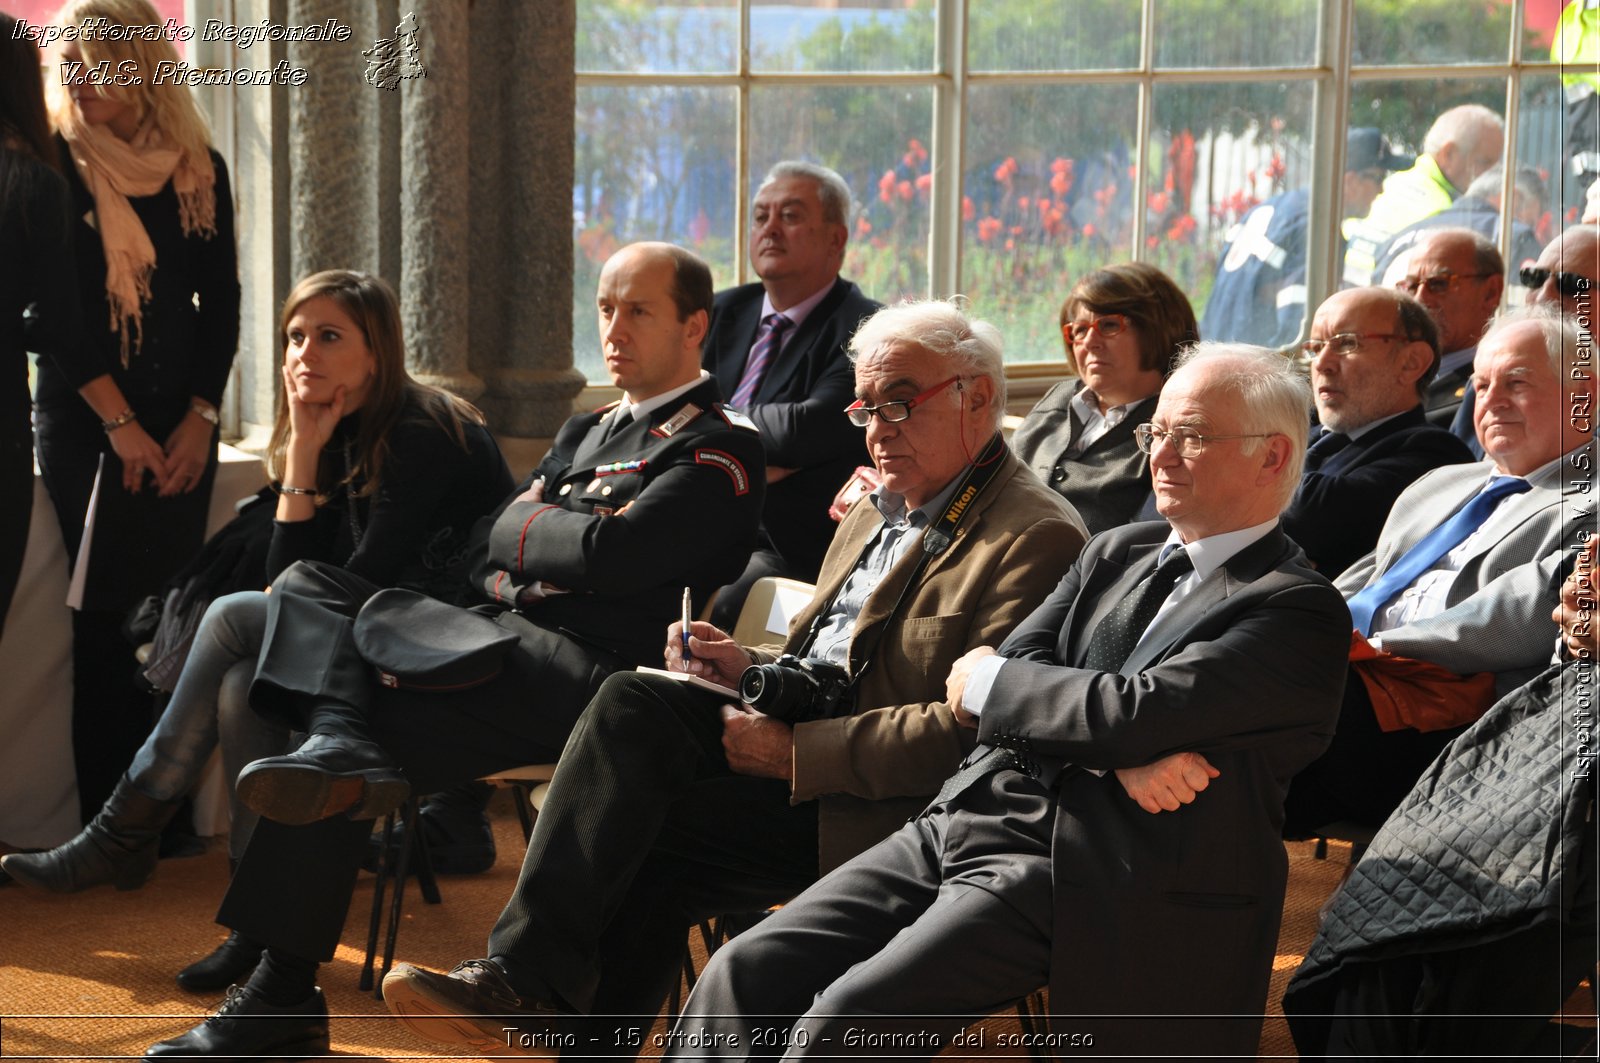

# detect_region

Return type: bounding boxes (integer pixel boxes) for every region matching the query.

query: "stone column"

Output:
[286,0,388,279]
[220,0,580,445]
[400,0,482,400]
[467,0,584,437]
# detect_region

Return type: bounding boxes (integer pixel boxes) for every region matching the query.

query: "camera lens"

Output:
[739,666,769,705]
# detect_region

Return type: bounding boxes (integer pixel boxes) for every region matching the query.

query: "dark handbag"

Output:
[353,588,519,692]
[134,487,277,691]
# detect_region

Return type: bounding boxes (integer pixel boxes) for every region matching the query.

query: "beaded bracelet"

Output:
[100,407,138,433]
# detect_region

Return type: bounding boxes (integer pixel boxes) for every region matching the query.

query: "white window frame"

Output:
[576,1,1565,374]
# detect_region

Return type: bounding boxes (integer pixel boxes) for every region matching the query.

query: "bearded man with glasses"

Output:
[1282,306,1595,838]
[380,299,1087,1055]
[1278,286,1474,576]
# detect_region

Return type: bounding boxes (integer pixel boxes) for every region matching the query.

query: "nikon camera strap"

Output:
[799,432,1009,701]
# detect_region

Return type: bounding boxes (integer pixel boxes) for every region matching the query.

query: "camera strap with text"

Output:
[798,432,1009,705]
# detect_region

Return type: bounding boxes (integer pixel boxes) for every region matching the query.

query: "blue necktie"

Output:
[1345,475,1531,635]
[730,313,792,408]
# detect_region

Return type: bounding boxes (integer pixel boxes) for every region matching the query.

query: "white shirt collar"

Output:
[1492,440,1588,485]
[761,278,837,332]
[1069,384,1141,427]
[1163,518,1280,582]
[616,370,712,423]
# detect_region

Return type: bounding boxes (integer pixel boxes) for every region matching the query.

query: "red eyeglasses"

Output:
[844,376,959,426]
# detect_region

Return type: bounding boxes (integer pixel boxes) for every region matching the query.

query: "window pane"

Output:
[1341,78,1508,288]
[751,0,934,73]
[1512,73,1575,276]
[960,84,1139,363]
[576,0,737,74]
[749,86,933,304]
[574,86,738,381]
[1357,91,1551,299]
[1154,0,1318,69]
[1351,0,1515,66]
[1146,82,1315,347]
[968,0,1139,72]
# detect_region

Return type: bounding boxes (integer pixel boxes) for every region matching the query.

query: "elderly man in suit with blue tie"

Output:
[1282,285,1475,577]
[703,161,882,627]
[1283,304,1596,835]
[659,343,1354,1061]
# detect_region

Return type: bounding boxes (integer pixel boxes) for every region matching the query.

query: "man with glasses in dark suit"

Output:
[1389,227,1504,439]
[657,343,1351,1061]
[1283,286,1474,577]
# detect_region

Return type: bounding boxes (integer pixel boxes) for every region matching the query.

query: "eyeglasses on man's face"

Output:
[1518,266,1592,298]
[1394,272,1495,297]
[1300,332,1404,358]
[845,375,959,427]
[1063,313,1130,345]
[1132,423,1277,458]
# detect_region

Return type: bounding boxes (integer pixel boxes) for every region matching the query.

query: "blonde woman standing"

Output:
[36,0,239,822]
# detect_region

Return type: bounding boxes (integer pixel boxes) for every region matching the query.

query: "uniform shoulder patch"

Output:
[591,399,622,415]
[695,448,752,495]
[715,405,759,433]
[651,402,703,438]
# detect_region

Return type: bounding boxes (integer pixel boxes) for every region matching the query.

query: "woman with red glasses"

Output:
[1011,262,1199,533]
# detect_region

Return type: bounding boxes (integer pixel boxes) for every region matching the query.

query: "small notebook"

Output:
[635,666,739,700]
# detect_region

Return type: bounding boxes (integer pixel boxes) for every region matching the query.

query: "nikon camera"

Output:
[737,654,852,724]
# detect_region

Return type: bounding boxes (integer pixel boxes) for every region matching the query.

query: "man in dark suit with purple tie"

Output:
[1283,286,1475,577]
[702,161,882,626]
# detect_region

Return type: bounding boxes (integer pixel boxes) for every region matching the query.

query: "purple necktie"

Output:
[730,313,793,408]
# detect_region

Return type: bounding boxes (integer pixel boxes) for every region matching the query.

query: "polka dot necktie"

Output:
[1082,546,1195,673]
[934,545,1194,806]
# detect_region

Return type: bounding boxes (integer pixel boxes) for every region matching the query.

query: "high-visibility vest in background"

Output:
[1556,0,1600,181]
[1342,155,1457,286]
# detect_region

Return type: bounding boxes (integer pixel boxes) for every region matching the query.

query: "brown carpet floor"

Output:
[0,800,1497,1060]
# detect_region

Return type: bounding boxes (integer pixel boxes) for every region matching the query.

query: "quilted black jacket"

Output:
[1283,661,1596,1053]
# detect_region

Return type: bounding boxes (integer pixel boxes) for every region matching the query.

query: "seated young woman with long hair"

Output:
[2,270,513,989]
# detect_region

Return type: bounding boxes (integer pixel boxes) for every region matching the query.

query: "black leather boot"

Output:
[1,774,179,892]
[144,983,329,1059]
[176,931,264,992]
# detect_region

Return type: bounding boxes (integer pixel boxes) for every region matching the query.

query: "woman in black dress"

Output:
[36,0,241,820]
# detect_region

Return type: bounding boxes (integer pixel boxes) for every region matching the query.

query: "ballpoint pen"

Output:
[681,586,694,664]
